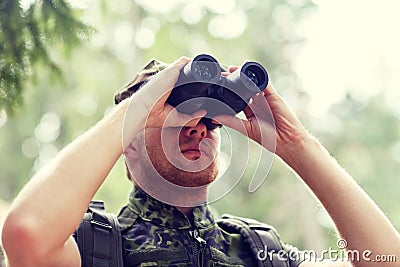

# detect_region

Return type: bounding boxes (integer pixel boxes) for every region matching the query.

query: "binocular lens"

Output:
[193,64,213,81]
[191,54,220,82]
[244,65,265,87]
[240,62,268,92]
[245,69,260,86]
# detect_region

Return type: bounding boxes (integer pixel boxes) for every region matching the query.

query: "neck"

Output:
[176,206,193,216]
[134,184,202,217]
[133,177,209,208]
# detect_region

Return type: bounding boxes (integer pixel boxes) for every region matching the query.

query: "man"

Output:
[0,246,5,267]
[2,56,400,266]
[0,199,9,267]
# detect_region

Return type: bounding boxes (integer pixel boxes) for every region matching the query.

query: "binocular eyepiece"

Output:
[166,54,269,121]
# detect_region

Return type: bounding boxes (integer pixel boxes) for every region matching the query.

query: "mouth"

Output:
[181,146,202,160]
[181,143,214,159]
[180,139,217,161]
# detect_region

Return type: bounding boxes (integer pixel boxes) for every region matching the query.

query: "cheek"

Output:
[146,128,181,157]
[161,129,181,152]
[208,130,221,148]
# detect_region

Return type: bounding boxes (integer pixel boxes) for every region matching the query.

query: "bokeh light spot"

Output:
[135,27,155,49]
[208,11,247,39]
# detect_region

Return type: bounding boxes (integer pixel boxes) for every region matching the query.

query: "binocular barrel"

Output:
[166,54,269,117]
[167,55,220,114]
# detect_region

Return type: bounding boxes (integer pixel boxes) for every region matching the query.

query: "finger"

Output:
[211,119,220,125]
[261,83,290,111]
[212,114,249,136]
[227,60,252,74]
[262,83,279,97]
[221,71,230,77]
[243,92,267,118]
[140,57,192,106]
[166,56,192,74]
[222,65,240,77]
[228,65,240,73]
[185,109,208,126]
[155,56,191,84]
[171,56,192,67]
[242,104,255,119]
[164,108,207,128]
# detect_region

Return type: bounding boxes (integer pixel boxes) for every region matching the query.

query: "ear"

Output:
[124,138,139,160]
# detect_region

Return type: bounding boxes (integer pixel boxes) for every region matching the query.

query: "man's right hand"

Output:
[122,56,207,150]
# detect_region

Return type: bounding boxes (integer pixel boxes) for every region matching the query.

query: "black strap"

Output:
[217,214,290,267]
[74,201,123,267]
[91,211,112,267]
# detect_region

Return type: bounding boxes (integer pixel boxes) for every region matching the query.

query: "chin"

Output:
[171,163,219,187]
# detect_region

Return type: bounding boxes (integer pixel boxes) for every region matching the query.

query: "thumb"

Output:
[213,114,248,136]
[163,108,207,128]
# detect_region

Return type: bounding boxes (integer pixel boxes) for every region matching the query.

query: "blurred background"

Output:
[1,0,400,253]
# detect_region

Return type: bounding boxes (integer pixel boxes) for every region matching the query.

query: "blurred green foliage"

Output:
[0,0,92,114]
[0,0,399,253]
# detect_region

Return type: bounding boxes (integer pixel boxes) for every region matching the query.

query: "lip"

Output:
[181,146,202,160]
[181,145,201,154]
[181,142,215,159]
[182,151,202,160]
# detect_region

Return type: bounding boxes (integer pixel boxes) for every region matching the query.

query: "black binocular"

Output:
[166,54,269,121]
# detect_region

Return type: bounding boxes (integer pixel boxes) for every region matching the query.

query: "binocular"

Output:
[166,54,269,120]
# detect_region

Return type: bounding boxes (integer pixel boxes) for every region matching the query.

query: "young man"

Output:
[2,57,400,267]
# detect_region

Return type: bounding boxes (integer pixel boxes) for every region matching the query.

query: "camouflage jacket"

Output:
[117,187,304,267]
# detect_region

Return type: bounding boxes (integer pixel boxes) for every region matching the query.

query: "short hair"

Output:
[114,59,169,105]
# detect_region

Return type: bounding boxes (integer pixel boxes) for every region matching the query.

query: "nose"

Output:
[181,121,207,140]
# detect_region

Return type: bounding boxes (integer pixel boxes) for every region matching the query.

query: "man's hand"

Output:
[123,56,207,149]
[213,65,309,160]
[215,65,400,266]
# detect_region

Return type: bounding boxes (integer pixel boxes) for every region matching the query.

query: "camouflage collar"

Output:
[121,187,216,230]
